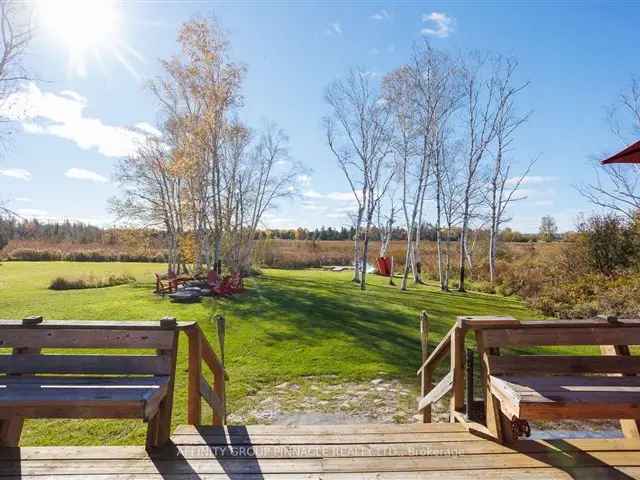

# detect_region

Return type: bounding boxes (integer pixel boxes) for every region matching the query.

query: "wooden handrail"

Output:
[416,327,452,376]
[415,317,465,423]
[185,319,227,426]
[418,371,453,412]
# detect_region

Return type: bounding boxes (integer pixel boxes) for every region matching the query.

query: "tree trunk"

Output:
[436,193,444,289]
[443,226,451,291]
[360,232,370,291]
[488,219,497,283]
[400,235,412,291]
[458,222,467,292]
[352,226,361,283]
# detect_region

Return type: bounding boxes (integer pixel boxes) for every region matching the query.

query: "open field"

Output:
[3,238,563,271]
[0,261,544,446]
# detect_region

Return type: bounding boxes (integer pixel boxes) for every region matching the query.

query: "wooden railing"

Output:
[417,313,515,424]
[416,311,454,423]
[183,316,227,426]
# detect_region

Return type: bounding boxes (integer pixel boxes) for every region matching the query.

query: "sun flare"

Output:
[36,0,137,78]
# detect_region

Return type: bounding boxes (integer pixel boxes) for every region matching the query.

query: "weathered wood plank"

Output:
[170,432,479,445]
[0,329,175,349]
[488,355,640,375]
[0,320,191,329]
[482,326,640,348]
[0,376,170,386]
[418,371,453,412]
[417,329,451,376]
[199,375,224,421]
[6,469,640,480]
[601,343,640,440]
[0,354,171,375]
[2,450,640,475]
[490,375,640,420]
[450,326,465,414]
[186,326,202,425]
[6,468,640,480]
[2,438,639,460]
[493,375,640,389]
[173,423,469,435]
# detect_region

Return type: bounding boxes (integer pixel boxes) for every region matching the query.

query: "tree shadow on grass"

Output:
[209,272,535,380]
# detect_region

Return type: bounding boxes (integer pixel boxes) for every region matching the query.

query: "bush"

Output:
[7,247,167,263]
[574,214,639,276]
[48,273,135,290]
[9,248,63,261]
[473,281,496,294]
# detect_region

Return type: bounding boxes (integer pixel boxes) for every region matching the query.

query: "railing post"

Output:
[187,325,202,425]
[213,315,226,426]
[600,315,640,440]
[450,324,465,419]
[419,311,431,423]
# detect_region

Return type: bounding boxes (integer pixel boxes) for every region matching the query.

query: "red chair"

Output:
[228,272,245,293]
[211,275,230,296]
[207,270,220,289]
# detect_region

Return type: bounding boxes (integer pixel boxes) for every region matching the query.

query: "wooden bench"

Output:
[0,317,180,449]
[475,318,640,443]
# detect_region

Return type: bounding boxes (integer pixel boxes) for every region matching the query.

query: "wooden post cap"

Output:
[22,316,43,325]
[160,317,177,328]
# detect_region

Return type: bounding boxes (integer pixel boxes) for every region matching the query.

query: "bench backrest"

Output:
[0,318,180,377]
[476,318,640,377]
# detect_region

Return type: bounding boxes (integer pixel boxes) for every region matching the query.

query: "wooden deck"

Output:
[1,423,639,479]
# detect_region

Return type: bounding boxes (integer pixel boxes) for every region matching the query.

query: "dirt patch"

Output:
[229,376,623,437]
[229,376,449,425]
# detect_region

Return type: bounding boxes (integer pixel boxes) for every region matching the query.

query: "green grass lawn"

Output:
[0,261,542,445]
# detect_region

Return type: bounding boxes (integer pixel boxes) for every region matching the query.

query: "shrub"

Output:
[6,247,167,263]
[574,214,639,276]
[473,281,496,294]
[48,273,135,290]
[9,248,63,261]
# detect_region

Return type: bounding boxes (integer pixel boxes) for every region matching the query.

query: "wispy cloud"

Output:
[1,83,155,158]
[14,197,32,202]
[0,168,31,181]
[369,48,380,56]
[421,12,455,38]
[325,22,342,36]
[303,190,355,202]
[370,9,390,21]
[65,167,108,183]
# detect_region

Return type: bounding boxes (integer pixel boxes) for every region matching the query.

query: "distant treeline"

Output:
[257,226,545,243]
[0,218,550,251]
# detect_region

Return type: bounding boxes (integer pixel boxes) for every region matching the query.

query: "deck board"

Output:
[0,423,638,479]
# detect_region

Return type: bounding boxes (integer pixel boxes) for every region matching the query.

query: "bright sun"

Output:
[36,0,124,77]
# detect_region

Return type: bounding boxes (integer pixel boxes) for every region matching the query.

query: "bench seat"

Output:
[0,376,169,420]
[490,375,640,421]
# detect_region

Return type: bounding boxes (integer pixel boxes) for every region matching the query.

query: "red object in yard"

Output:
[376,257,392,276]
[207,270,220,289]
[229,272,245,293]
[213,275,233,296]
[601,140,640,165]
[212,272,245,296]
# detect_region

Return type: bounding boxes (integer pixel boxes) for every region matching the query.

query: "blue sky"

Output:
[0,1,638,232]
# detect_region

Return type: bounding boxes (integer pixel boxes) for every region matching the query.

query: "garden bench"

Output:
[0,316,180,449]
[475,318,640,443]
